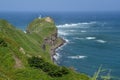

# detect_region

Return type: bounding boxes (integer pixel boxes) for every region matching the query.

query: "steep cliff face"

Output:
[44,32,58,46]
[27,17,57,47]
[27,17,64,60]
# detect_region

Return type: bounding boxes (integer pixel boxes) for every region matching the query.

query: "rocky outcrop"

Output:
[44,32,57,46]
[45,17,54,23]
[43,29,65,61]
[26,17,65,62]
[19,47,25,54]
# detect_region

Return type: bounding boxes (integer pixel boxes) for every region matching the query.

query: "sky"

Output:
[0,0,120,12]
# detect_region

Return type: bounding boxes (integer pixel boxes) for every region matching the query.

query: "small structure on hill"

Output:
[38,15,42,19]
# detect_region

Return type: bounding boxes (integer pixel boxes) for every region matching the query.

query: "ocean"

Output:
[0,12,120,79]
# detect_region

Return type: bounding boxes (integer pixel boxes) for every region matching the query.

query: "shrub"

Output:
[48,69,63,77]
[60,66,69,74]
[0,38,7,47]
[28,56,69,77]
[28,56,44,68]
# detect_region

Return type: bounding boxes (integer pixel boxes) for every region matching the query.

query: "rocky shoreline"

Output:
[50,37,66,63]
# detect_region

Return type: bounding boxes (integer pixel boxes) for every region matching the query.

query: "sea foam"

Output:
[75,37,84,40]
[96,39,107,43]
[57,22,97,28]
[58,31,68,36]
[86,37,96,40]
[68,55,87,59]
[69,30,76,32]
[53,53,60,61]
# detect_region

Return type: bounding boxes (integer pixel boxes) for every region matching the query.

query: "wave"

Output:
[53,53,60,61]
[57,21,97,28]
[58,30,68,36]
[54,38,70,61]
[81,30,87,33]
[69,30,76,32]
[86,37,96,40]
[64,38,69,43]
[75,37,96,40]
[68,55,87,59]
[58,29,78,36]
[96,39,107,43]
[57,23,79,28]
[75,37,107,44]
[75,37,84,40]
[55,37,69,51]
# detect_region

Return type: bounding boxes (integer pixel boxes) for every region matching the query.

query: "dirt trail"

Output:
[13,55,24,68]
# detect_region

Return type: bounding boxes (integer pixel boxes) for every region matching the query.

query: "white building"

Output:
[38,15,42,19]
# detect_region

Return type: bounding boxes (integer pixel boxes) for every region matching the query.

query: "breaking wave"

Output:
[57,22,97,28]
[96,39,107,43]
[53,53,60,61]
[58,30,68,36]
[68,55,87,59]
[75,37,84,40]
[86,37,96,40]
[69,30,76,32]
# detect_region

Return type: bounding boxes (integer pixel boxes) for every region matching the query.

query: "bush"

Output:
[28,56,44,68]
[28,56,69,77]
[0,38,7,47]
[60,66,69,74]
[48,69,63,77]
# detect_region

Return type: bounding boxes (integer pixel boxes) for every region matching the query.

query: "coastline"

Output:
[50,37,66,63]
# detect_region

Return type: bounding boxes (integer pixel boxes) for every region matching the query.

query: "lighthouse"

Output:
[38,15,42,19]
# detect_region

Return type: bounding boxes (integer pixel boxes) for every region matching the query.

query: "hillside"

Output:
[0,17,90,80]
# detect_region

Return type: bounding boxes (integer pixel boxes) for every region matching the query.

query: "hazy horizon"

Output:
[0,0,120,12]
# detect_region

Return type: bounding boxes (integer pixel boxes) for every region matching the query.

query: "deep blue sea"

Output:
[0,12,120,79]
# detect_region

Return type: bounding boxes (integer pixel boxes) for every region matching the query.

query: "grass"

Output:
[0,18,90,80]
[91,65,115,80]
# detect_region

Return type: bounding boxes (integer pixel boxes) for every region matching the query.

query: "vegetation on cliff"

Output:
[0,17,90,80]
[28,56,69,77]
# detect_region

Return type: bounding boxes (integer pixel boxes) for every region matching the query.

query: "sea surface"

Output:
[0,12,120,79]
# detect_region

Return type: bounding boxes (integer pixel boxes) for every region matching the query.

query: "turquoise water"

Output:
[0,12,120,79]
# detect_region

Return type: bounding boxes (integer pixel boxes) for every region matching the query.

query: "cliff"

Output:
[0,17,90,80]
[27,17,65,61]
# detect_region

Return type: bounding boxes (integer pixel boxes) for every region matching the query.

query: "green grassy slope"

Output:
[0,17,90,80]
